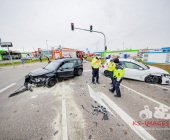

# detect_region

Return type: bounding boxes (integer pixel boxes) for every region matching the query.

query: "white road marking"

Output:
[62,84,68,140]
[106,77,170,109]
[83,70,92,72]
[87,84,156,140]
[120,84,170,110]
[0,70,11,73]
[87,84,115,117]
[83,68,102,72]
[0,83,16,94]
[150,84,169,90]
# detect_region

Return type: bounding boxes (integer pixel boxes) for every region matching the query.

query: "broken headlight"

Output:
[161,74,169,78]
[35,77,46,83]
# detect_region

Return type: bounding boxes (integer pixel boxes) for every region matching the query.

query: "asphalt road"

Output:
[0,61,170,140]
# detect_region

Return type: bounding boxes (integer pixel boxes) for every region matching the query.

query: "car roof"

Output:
[53,58,80,62]
[106,58,136,63]
[119,58,136,62]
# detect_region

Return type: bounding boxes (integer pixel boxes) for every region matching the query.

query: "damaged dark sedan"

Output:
[25,58,83,88]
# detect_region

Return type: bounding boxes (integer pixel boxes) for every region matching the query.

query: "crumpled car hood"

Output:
[30,68,53,76]
[148,66,169,75]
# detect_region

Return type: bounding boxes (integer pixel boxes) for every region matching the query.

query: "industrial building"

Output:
[142,47,170,64]
[94,49,139,58]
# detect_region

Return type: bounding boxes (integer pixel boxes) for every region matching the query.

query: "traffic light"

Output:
[90,25,93,32]
[71,23,74,31]
[105,46,107,51]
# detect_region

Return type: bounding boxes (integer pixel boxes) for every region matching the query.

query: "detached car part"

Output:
[93,105,108,120]
[9,75,33,98]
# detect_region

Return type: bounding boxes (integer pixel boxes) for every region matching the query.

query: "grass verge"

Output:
[0,57,52,67]
[86,57,105,64]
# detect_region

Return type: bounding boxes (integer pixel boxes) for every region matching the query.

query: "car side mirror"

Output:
[139,67,143,70]
[59,67,63,71]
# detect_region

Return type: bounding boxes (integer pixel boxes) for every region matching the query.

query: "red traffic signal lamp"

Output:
[90,25,93,32]
[71,23,74,31]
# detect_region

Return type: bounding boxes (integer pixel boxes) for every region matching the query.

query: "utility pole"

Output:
[123,42,124,57]
[22,47,24,52]
[7,46,15,68]
[46,40,49,56]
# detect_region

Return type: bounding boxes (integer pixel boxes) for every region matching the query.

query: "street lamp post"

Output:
[46,40,49,56]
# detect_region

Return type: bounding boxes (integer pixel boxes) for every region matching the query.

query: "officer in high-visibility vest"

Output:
[91,54,101,84]
[109,58,125,97]
[107,55,115,85]
[84,55,87,60]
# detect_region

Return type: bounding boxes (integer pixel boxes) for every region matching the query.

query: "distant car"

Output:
[139,54,143,58]
[26,58,83,87]
[101,59,170,84]
[21,57,32,61]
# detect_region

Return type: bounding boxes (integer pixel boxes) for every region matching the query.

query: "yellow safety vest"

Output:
[107,61,115,71]
[113,67,125,81]
[91,58,101,68]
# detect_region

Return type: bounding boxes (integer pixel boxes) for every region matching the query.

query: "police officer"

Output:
[84,55,87,60]
[107,55,115,85]
[109,58,125,97]
[92,54,101,84]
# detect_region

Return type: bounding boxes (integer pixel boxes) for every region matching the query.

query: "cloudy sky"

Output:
[0,0,170,53]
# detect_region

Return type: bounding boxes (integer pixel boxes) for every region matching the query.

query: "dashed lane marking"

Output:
[106,77,170,110]
[121,84,170,110]
[0,83,16,94]
[87,84,156,140]
[149,84,169,90]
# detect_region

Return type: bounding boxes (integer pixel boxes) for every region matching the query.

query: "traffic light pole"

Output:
[7,45,15,68]
[74,27,106,62]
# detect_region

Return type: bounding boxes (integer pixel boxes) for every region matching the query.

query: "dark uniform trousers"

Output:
[110,78,122,97]
[92,68,99,82]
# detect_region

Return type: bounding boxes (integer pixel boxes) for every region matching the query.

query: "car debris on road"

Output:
[9,76,33,97]
[93,105,108,120]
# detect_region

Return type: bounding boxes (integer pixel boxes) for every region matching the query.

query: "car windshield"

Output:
[134,61,148,69]
[44,61,60,71]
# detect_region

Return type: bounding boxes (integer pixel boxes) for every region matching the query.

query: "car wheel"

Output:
[158,77,162,84]
[104,70,110,77]
[46,78,57,88]
[145,75,158,84]
[77,69,83,76]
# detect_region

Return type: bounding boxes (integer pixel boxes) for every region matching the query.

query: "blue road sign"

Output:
[22,60,24,64]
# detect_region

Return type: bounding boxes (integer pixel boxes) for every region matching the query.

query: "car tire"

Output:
[77,69,83,76]
[104,70,110,77]
[46,78,57,88]
[158,77,162,84]
[145,75,158,84]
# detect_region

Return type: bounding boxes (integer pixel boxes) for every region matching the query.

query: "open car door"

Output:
[57,61,75,78]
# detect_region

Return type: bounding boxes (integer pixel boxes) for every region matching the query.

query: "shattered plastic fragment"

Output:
[93,105,108,120]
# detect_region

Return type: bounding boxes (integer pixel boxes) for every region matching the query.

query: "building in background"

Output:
[143,47,170,64]
[94,49,139,58]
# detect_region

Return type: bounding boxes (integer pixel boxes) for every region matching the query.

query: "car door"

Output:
[123,61,146,80]
[57,61,75,78]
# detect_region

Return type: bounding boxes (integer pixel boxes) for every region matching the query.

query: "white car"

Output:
[101,59,170,84]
